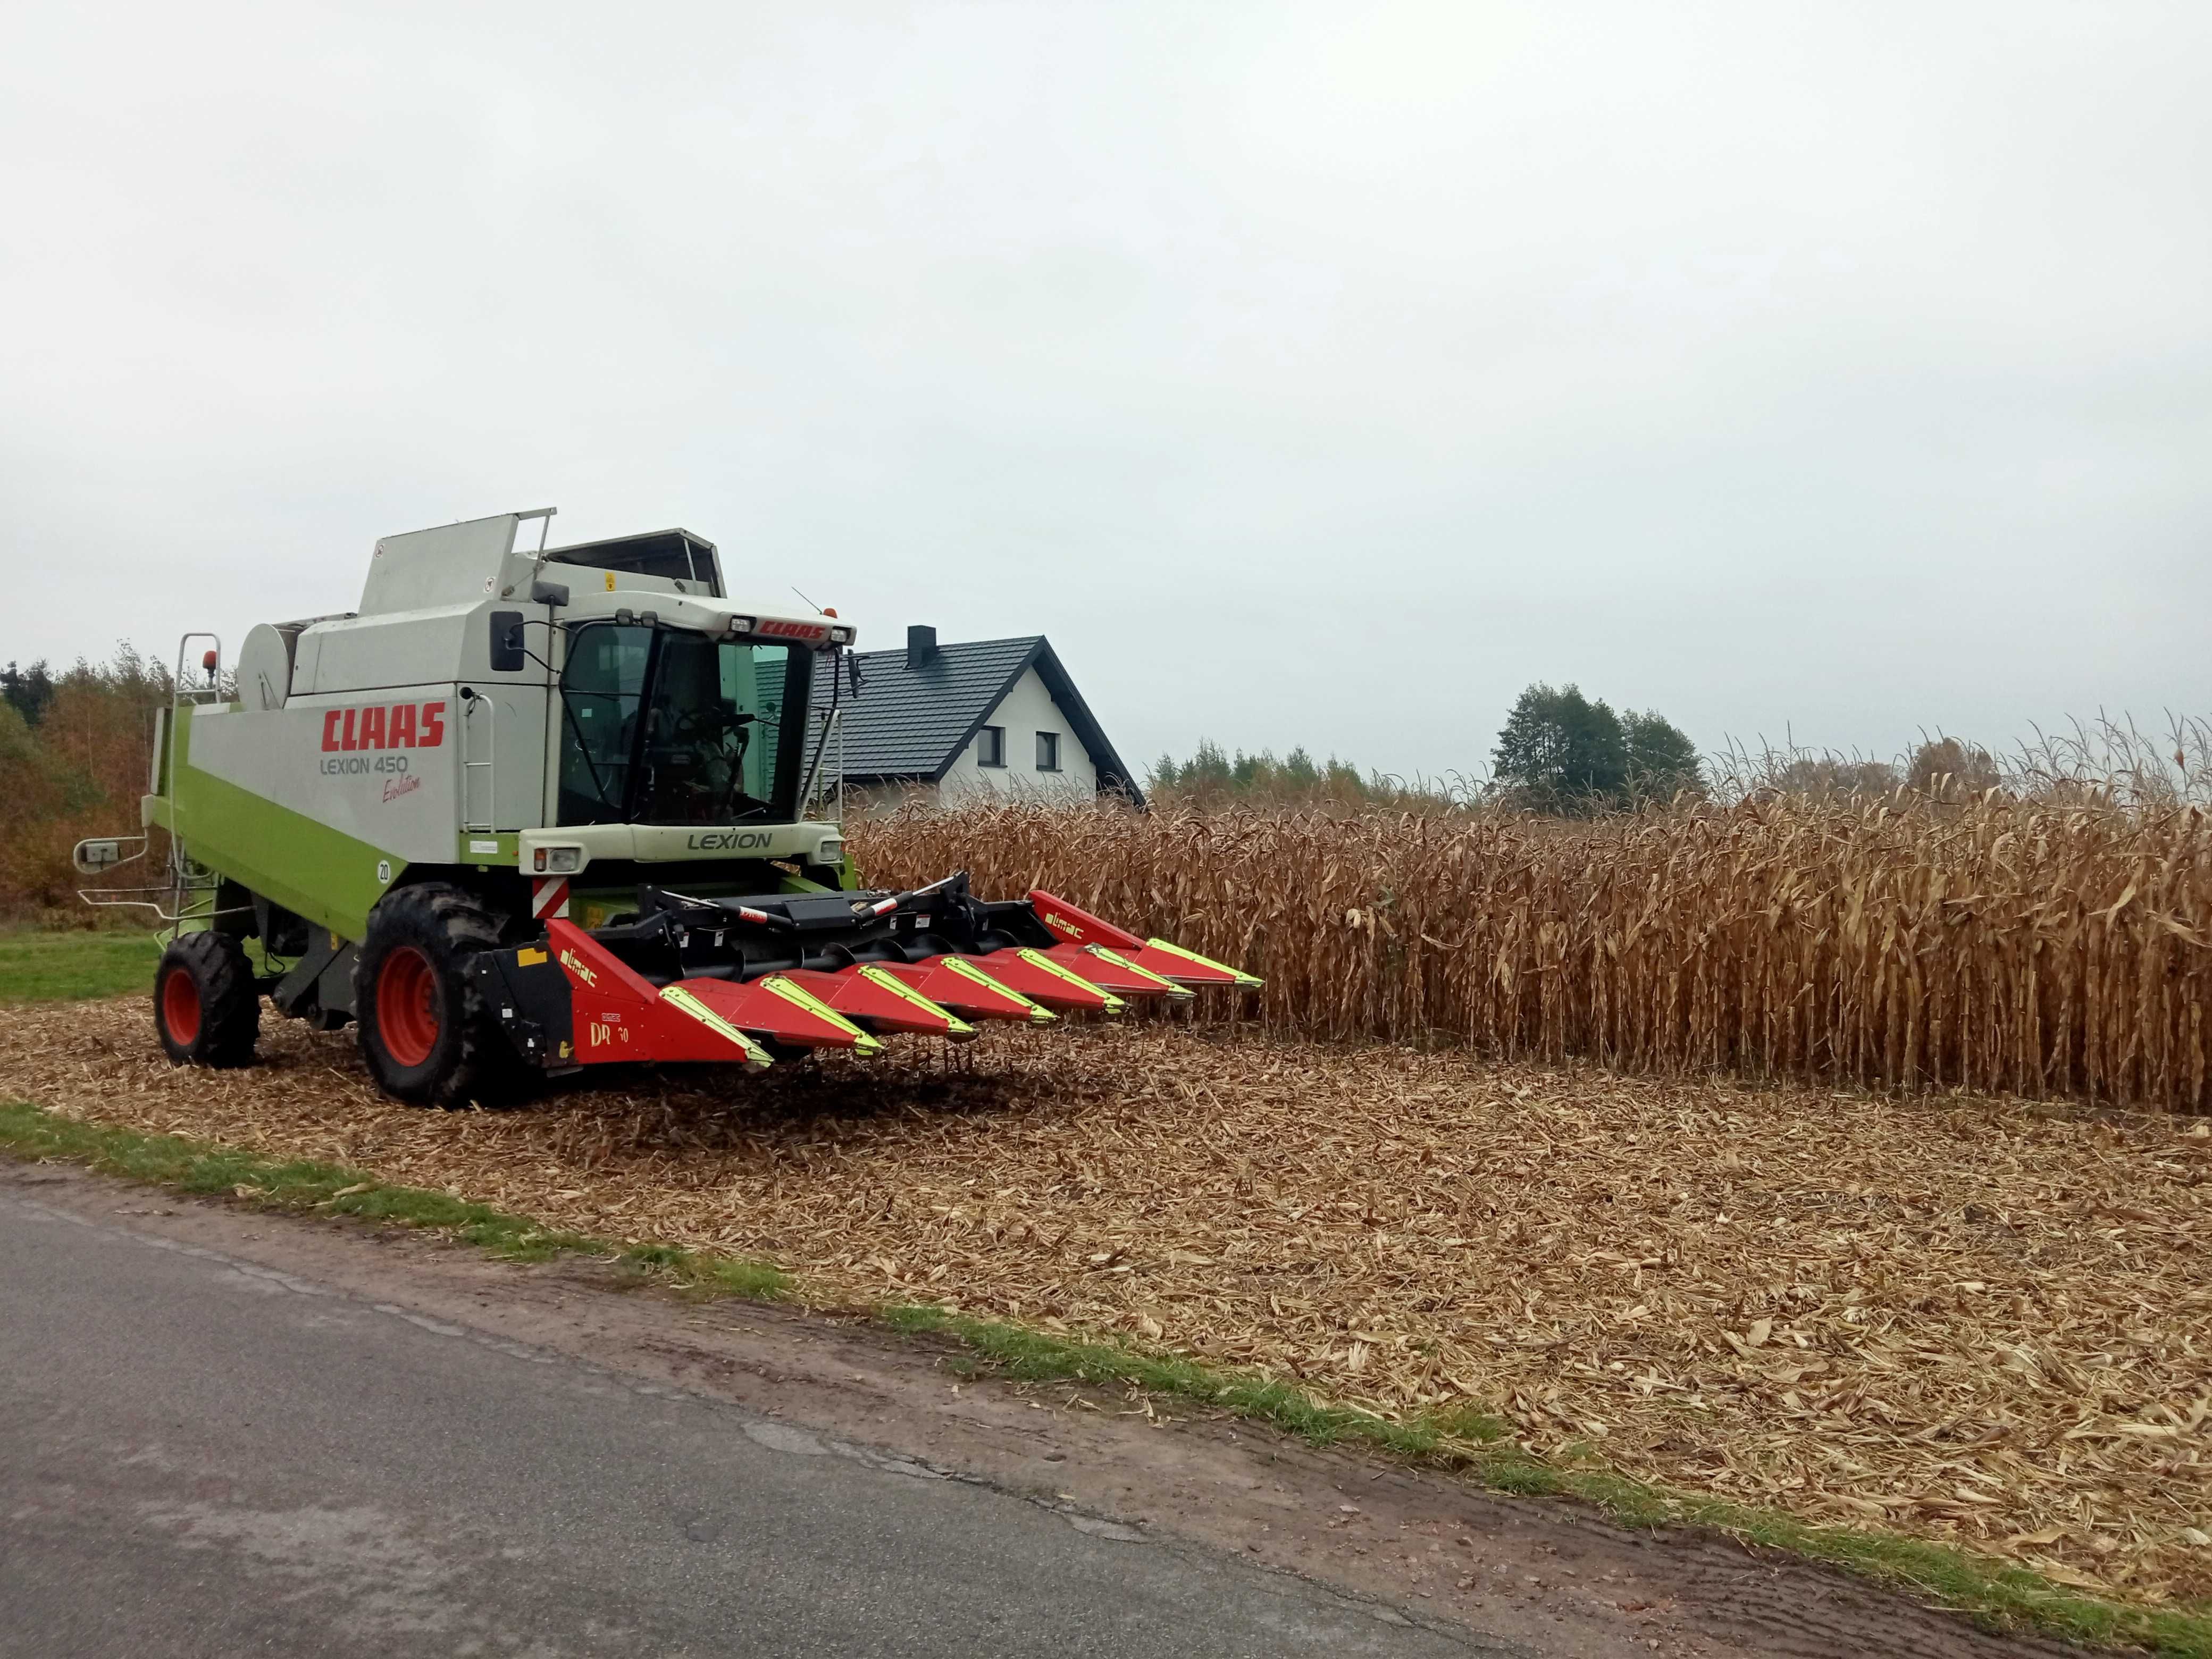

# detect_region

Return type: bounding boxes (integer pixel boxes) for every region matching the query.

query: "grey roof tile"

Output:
[810,634,1141,801]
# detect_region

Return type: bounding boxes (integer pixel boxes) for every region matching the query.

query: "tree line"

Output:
[1148,682,1703,814]
[1,651,175,917]
[1144,683,2059,815]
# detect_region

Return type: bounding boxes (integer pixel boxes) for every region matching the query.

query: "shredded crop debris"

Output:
[4,998,2208,1604]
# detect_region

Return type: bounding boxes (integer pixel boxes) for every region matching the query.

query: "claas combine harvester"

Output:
[75,509,1259,1105]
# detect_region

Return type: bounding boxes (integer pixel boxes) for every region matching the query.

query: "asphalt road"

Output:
[0,1183,1498,1659]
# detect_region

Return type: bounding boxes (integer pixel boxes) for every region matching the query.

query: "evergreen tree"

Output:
[1,659,55,727]
[1186,739,1231,789]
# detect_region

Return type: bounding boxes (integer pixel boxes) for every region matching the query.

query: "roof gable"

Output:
[812,634,1141,801]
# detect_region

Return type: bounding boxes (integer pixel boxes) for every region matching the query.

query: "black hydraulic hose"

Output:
[849,869,963,919]
[658,890,798,932]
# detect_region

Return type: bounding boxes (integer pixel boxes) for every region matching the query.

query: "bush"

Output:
[0,647,171,923]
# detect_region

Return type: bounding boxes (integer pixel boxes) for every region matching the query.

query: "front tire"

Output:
[354,884,531,1108]
[153,932,260,1067]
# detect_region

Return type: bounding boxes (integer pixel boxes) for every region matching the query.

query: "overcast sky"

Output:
[3,1,2206,778]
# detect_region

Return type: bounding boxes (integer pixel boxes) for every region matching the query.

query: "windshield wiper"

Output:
[515,629,617,813]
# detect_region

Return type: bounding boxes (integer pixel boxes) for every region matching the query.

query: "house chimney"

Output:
[906,624,939,669]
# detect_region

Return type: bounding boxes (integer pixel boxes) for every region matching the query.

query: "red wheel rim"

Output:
[161,966,202,1045]
[376,945,440,1068]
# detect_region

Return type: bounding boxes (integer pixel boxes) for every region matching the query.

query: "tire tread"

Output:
[354,883,531,1108]
[154,931,261,1068]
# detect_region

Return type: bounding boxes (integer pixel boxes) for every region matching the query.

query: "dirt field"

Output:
[4,998,2207,1608]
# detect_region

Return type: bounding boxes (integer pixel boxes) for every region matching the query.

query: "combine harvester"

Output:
[76,510,1259,1104]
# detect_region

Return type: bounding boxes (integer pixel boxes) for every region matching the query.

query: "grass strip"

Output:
[0,1099,789,1291]
[0,929,161,1005]
[1,1095,2202,1657]
[884,1302,2206,1656]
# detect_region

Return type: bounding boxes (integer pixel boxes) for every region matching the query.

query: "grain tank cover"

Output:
[360,513,527,615]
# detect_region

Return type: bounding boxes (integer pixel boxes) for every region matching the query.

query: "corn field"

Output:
[854,798,2212,1111]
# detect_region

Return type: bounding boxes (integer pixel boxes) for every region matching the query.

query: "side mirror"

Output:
[73,838,123,875]
[489,609,526,672]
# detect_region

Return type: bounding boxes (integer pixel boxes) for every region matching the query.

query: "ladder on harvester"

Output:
[459,686,497,835]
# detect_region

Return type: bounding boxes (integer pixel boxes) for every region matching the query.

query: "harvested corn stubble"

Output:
[4,998,2209,1604]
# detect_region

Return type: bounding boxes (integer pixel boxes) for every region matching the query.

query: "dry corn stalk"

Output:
[853,797,2212,1111]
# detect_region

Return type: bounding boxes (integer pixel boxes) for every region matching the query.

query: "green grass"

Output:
[0,929,161,1004]
[880,1302,2207,1655]
[0,1099,789,1292]
[0,1092,2203,1655]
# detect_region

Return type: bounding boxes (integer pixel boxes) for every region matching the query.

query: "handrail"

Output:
[156,632,225,940]
[459,686,497,833]
[803,705,845,823]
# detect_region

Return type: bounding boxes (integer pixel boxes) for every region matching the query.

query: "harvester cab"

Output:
[78,509,1259,1105]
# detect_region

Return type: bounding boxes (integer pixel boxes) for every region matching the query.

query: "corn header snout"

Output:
[479,876,1261,1082]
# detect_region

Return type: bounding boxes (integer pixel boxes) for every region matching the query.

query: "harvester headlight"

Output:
[815,836,845,868]
[827,626,852,644]
[724,615,757,636]
[532,845,584,875]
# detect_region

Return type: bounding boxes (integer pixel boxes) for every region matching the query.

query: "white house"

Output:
[816,626,1140,808]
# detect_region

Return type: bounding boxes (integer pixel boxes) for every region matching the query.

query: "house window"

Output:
[1036,731,1060,772]
[977,725,1006,768]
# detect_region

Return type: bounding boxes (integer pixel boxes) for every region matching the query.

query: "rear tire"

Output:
[354,884,533,1108]
[153,932,261,1068]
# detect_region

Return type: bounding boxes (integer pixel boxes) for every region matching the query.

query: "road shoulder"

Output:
[1,1157,2091,1659]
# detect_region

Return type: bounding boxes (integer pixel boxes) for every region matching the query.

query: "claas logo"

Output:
[321,701,447,753]
[756,619,827,641]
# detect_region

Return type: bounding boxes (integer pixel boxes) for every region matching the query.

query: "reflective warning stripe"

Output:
[1086,945,1193,998]
[658,985,773,1070]
[856,965,976,1037]
[939,957,1057,1024]
[758,975,884,1055]
[1143,936,1263,988]
[1014,948,1128,1014]
[532,877,571,920]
